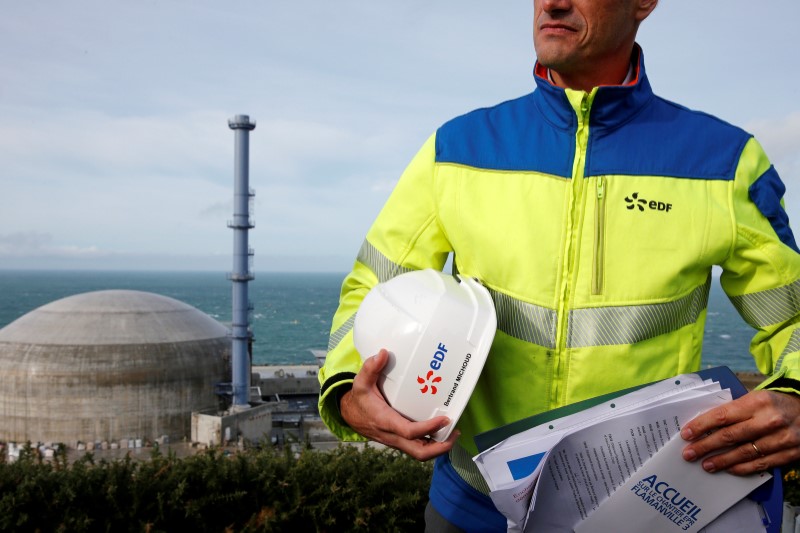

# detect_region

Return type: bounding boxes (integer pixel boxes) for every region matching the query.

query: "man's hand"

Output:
[339,349,459,461]
[680,389,800,475]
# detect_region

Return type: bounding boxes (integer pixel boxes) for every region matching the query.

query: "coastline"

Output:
[735,371,765,391]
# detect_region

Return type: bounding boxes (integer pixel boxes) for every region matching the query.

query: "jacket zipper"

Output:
[592,176,606,295]
[552,90,594,407]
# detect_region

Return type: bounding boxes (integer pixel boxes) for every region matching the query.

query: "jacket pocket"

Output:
[592,176,607,295]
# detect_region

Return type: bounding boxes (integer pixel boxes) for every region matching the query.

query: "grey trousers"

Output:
[424,501,465,533]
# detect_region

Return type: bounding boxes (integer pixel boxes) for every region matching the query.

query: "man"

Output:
[319,0,800,530]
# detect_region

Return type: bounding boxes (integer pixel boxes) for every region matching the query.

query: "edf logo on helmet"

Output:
[625,192,673,213]
[417,343,448,394]
[417,370,442,394]
[430,343,448,370]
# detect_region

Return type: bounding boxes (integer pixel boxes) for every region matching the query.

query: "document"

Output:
[472,372,772,532]
[475,373,711,491]
[573,435,771,533]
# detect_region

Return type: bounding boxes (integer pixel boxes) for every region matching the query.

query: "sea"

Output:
[0,270,761,372]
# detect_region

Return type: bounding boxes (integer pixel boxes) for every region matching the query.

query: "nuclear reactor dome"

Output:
[0,290,229,445]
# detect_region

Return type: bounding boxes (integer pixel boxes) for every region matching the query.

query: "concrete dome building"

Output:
[0,290,229,446]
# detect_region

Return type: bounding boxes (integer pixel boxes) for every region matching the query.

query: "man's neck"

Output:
[549,62,632,92]
[548,61,634,90]
[545,44,638,92]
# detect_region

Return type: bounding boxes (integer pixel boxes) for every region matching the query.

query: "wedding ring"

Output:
[751,441,765,457]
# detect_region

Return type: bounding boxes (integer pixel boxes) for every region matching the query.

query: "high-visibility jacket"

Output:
[318,45,800,520]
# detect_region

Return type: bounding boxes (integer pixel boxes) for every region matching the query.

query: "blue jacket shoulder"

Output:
[435,93,573,177]
[589,95,753,181]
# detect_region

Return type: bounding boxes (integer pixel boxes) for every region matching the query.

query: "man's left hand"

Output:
[681,390,800,475]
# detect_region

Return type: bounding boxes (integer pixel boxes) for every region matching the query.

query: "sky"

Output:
[1,1,798,273]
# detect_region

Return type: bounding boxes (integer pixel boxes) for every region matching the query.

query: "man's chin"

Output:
[533,44,576,71]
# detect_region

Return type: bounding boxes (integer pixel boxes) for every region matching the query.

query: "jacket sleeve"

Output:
[317,134,453,440]
[719,137,800,392]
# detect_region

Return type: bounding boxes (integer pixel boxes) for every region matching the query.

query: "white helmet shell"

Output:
[353,269,497,442]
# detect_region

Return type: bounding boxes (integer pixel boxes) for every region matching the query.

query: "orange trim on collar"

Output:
[624,50,641,86]
[534,52,640,88]
[534,62,549,81]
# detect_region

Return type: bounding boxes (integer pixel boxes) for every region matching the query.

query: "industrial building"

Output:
[0,290,228,446]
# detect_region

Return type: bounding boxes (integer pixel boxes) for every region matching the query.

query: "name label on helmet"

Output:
[430,343,448,370]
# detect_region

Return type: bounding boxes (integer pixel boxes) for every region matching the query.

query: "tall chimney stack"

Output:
[227,114,256,411]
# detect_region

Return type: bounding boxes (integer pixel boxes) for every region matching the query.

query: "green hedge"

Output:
[4,444,798,532]
[785,467,800,507]
[0,444,432,532]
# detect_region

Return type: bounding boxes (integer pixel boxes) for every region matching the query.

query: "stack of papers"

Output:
[472,373,772,532]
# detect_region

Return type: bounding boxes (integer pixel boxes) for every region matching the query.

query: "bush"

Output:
[0,444,433,532]
[784,465,800,507]
[5,445,799,531]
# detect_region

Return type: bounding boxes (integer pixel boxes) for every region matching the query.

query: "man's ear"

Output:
[635,0,659,23]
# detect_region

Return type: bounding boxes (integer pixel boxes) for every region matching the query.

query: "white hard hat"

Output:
[353,268,497,442]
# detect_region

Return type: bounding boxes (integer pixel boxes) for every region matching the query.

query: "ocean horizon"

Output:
[0,269,762,373]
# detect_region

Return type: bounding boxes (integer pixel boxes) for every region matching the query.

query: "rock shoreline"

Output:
[734,371,765,391]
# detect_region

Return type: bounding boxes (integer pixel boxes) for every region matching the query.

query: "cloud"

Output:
[0,231,110,258]
[0,108,230,184]
[256,118,364,183]
[199,200,233,219]
[747,112,800,164]
[49,245,109,258]
[0,232,54,254]
[0,168,232,258]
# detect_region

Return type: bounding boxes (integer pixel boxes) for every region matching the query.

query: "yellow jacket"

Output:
[318,48,800,497]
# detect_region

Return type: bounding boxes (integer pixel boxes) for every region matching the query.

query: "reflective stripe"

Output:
[341,242,717,353]
[448,442,490,495]
[490,280,711,349]
[729,279,800,328]
[327,313,355,353]
[356,239,412,283]
[567,278,711,348]
[776,329,800,372]
[489,288,557,349]
[327,241,412,354]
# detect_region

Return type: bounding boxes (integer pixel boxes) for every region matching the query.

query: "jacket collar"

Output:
[532,44,654,132]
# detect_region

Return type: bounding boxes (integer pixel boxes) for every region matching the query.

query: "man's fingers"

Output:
[689,440,767,473]
[725,447,800,476]
[352,349,389,391]
[681,424,755,462]
[402,416,452,441]
[374,403,449,439]
[681,391,800,474]
[680,396,753,442]
[681,395,766,464]
[680,392,779,455]
[383,427,460,462]
[360,349,389,377]
[409,429,461,461]
[370,412,455,461]
[695,438,800,475]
